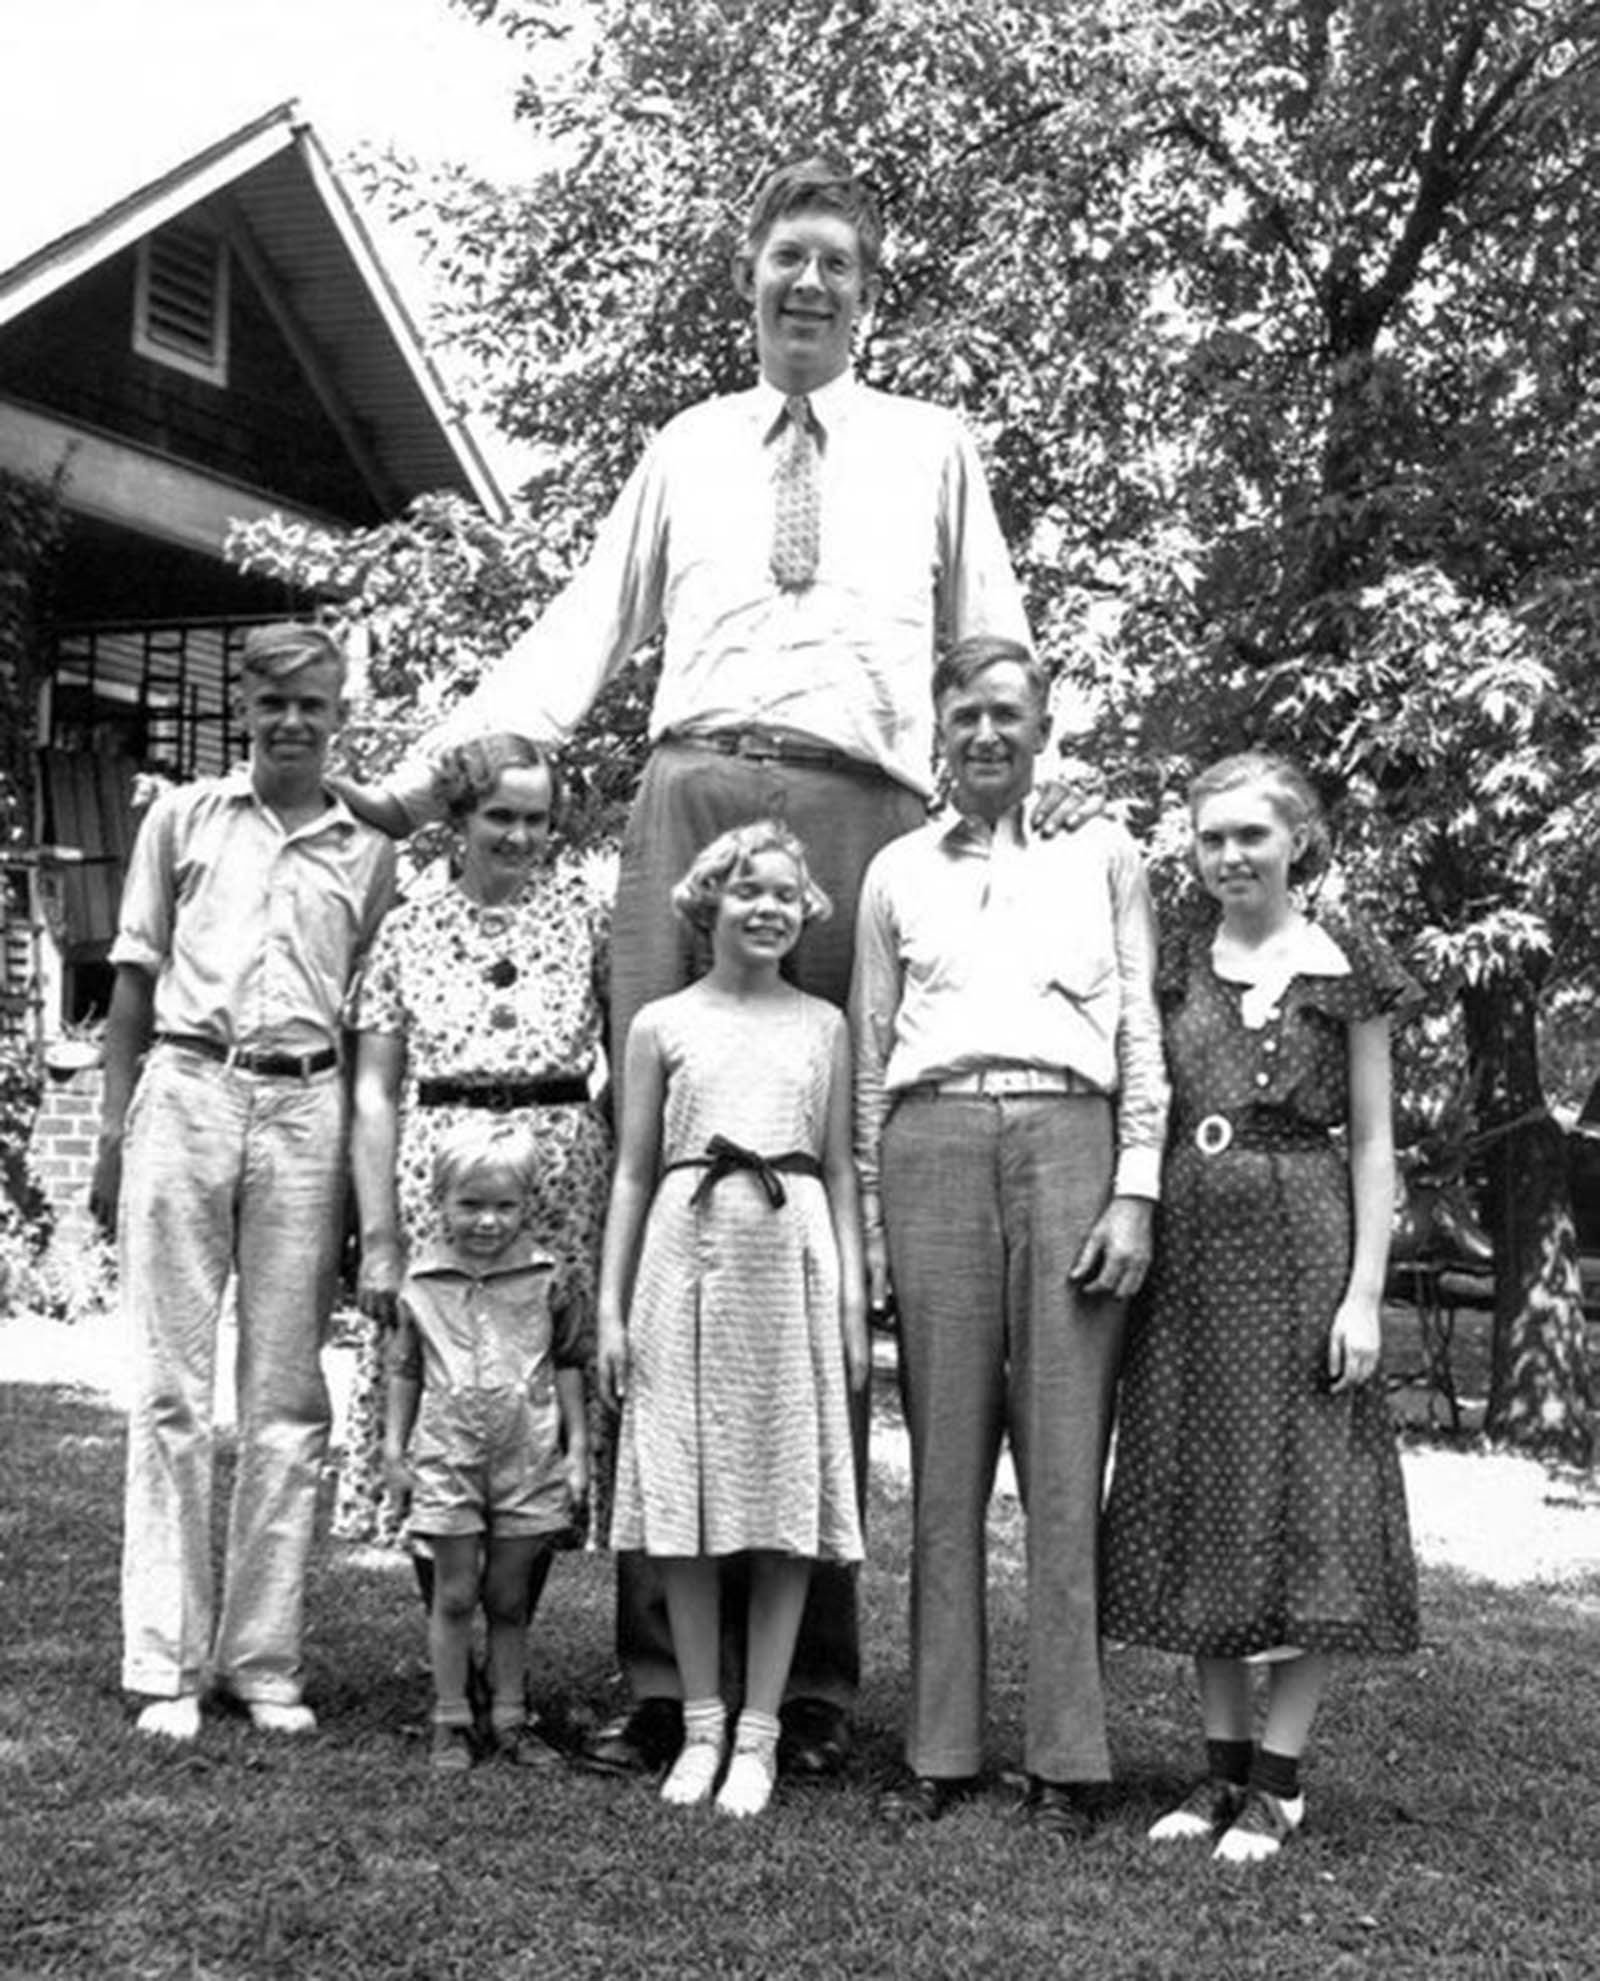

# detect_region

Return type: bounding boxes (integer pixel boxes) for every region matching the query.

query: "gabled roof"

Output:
[0,99,506,519]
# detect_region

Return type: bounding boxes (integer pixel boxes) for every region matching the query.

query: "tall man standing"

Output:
[93,626,396,1739]
[352,158,1036,1778]
[852,636,1167,1833]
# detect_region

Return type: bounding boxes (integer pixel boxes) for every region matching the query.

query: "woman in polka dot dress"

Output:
[1101,752,1419,1864]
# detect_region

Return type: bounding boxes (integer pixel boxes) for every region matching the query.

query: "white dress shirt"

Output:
[387,371,1030,819]
[851,806,1169,1209]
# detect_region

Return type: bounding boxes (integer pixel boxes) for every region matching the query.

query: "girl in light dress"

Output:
[597,822,869,1818]
[1102,753,1419,1864]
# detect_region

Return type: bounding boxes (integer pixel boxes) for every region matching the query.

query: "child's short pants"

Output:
[407,1386,568,1539]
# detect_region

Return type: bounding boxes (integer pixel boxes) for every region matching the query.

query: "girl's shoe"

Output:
[430,1724,475,1775]
[495,1720,565,1770]
[715,1744,777,1819]
[1147,1777,1246,1843]
[659,1736,725,1806]
[135,1695,200,1742]
[1213,1788,1304,1864]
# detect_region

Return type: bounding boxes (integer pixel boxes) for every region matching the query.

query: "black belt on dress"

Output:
[1176,1111,1332,1158]
[154,1033,339,1080]
[664,1133,824,1208]
[417,1075,590,1111]
[668,727,887,780]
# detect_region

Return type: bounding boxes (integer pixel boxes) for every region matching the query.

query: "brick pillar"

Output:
[28,1059,104,1240]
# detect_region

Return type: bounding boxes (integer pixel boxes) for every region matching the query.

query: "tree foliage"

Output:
[237,0,1600,1452]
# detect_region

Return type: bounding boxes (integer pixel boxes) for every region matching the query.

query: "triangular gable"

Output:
[0,99,504,519]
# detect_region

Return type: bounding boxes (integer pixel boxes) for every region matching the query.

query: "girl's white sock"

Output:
[716,1708,780,1818]
[660,1696,726,1806]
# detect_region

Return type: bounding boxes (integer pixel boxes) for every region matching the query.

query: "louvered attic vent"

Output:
[132,224,230,385]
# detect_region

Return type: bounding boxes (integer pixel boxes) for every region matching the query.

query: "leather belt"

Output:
[417,1075,590,1111]
[155,1033,338,1080]
[915,1066,1102,1099]
[670,727,883,778]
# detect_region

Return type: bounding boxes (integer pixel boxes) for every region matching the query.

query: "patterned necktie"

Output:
[770,394,821,592]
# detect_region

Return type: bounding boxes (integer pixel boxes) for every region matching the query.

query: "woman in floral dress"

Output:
[334,734,611,1546]
[1102,752,1418,1864]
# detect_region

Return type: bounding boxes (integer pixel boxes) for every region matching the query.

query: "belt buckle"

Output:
[485,1084,516,1114]
[1195,1113,1234,1156]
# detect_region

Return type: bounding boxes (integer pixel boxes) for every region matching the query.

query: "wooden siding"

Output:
[0,245,384,524]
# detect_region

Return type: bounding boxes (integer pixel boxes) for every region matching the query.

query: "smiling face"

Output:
[239,656,344,797]
[737,210,877,395]
[438,1163,528,1264]
[457,764,554,905]
[937,659,1053,823]
[710,847,807,970]
[1192,784,1304,920]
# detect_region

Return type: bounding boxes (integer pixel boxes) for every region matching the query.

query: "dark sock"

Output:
[1250,1747,1301,1800]
[1206,1738,1253,1787]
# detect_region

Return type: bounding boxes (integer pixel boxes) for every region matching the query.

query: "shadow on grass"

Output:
[2,1380,1597,1980]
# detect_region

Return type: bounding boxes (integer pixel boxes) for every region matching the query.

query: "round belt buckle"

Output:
[1195,1113,1234,1156]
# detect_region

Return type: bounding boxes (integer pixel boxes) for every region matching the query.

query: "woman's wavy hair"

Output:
[435,732,565,827]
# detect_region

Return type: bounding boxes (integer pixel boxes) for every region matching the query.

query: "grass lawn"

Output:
[2,1351,1598,1979]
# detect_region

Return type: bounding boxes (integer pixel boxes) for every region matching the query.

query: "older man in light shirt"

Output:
[853,634,1167,1836]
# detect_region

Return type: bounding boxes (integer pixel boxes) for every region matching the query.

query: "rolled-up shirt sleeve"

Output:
[382,445,672,827]
[849,858,905,1230]
[1107,837,1168,1200]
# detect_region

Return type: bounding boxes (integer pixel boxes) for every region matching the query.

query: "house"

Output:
[0,98,505,1051]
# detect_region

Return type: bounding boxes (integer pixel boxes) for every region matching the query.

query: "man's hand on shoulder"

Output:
[325,774,412,840]
[1030,755,1108,838]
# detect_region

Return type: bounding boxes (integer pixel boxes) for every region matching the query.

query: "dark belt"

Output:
[155,1033,339,1080]
[416,1075,590,1112]
[664,1133,824,1208]
[1176,1112,1332,1158]
[670,727,886,779]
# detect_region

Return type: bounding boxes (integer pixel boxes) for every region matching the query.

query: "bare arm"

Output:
[822,1016,870,1391]
[324,775,414,840]
[555,1359,590,1510]
[350,1030,407,1323]
[1328,1014,1396,1392]
[382,1313,422,1503]
[848,861,903,1314]
[595,1010,666,1408]
[89,963,155,1235]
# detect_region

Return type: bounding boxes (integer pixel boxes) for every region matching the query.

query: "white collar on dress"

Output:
[1212,917,1349,1029]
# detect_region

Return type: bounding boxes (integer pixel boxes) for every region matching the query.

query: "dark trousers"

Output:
[610,740,925,1708]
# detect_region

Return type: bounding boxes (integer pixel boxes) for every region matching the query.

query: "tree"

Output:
[238,0,1600,1453]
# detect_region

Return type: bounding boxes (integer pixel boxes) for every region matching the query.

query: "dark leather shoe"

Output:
[573,1698,683,1777]
[877,1773,974,1827]
[778,1697,851,1777]
[1023,1776,1097,1841]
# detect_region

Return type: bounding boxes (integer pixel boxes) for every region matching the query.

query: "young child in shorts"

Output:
[385,1120,589,1772]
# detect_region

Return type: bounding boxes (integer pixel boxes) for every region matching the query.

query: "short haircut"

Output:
[1187,750,1331,885]
[744,157,883,276]
[239,622,346,688]
[933,634,1049,713]
[431,1119,540,1202]
[435,732,565,826]
[671,819,833,933]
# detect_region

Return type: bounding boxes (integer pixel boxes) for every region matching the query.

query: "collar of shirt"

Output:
[933,800,1031,855]
[751,368,859,441]
[220,762,363,839]
[408,1234,555,1283]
